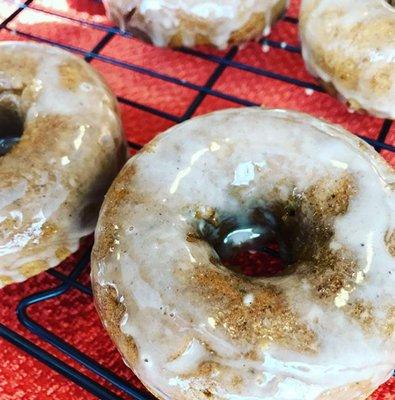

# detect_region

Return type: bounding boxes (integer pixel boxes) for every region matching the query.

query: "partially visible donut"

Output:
[300,0,395,119]
[103,0,288,48]
[92,108,395,400]
[0,41,126,288]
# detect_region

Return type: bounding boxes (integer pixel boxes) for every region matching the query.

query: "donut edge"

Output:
[92,274,386,400]
[92,281,138,365]
[92,281,176,400]
[91,107,395,400]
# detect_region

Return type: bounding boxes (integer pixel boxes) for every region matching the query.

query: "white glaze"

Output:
[103,0,288,48]
[0,41,125,287]
[92,108,395,400]
[300,0,395,119]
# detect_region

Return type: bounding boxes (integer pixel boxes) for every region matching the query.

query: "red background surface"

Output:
[0,0,394,399]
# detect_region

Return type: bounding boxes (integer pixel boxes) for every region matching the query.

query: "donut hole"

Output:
[196,175,357,280]
[197,208,294,278]
[0,97,23,156]
[223,243,288,278]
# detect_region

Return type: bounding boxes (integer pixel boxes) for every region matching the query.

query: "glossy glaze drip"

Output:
[103,0,289,48]
[92,108,395,400]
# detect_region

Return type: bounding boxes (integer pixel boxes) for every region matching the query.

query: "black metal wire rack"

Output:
[0,1,394,399]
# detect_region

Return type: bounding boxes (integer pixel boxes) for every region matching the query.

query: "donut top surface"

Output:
[93,108,395,399]
[300,0,395,118]
[0,42,124,287]
[104,0,287,48]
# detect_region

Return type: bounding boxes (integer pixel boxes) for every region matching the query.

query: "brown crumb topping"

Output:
[382,306,395,337]
[195,206,219,227]
[189,266,318,353]
[0,53,37,89]
[58,59,93,91]
[345,301,374,331]
[269,175,359,304]
[55,247,71,261]
[0,275,14,286]
[385,230,395,257]
[370,66,392,95]
[20,260,48,278]
[41,222,58,238]
[190,173,381,347]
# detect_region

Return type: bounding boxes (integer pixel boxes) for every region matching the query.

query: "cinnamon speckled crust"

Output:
[93,283,138,365]
[300,0,395,119]
[93,280,198,400]
[92,108,395,400]
[103,0,288,49]
[0,41,126,288]
[385,230,395,257]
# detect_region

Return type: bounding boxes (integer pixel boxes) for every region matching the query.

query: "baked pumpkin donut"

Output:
[0,41,126,288]
[300,0,395,119]
[92,108,395,400]
[103,0,288,48]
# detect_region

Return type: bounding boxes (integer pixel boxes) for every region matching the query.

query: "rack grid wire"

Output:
[0,1,394,399]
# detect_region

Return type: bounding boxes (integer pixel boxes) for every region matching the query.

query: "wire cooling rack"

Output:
[0,1,394,399]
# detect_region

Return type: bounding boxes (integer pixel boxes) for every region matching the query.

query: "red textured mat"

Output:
[0,1,394,399]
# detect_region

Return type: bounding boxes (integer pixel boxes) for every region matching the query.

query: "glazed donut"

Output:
[0,41,125,288]
[300,0,395,119]
[92,108,395,400]
[103,0,288,48]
